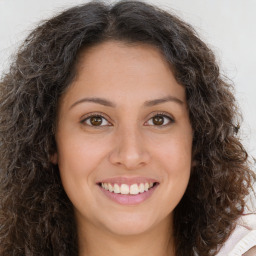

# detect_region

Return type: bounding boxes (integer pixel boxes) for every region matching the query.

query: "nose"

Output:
[109,126,150,170]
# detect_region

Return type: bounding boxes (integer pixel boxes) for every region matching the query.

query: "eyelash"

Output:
[145,112,175,127]
[80,112,111,128]
[80,112,175,128]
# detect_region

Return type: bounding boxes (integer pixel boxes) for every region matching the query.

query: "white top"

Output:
[216,223,256,256]
[216,193,256,256]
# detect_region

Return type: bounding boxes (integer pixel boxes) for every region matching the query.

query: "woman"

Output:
[0,1,255,255]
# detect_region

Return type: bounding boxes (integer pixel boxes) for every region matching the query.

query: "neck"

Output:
[77,216,175,256]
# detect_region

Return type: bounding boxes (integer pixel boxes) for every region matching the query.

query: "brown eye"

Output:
[146,114,174,126]
[81,115,110,127]
[152,115,164,125]
[90,116,103,126]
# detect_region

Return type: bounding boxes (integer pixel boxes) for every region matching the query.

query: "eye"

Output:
[146,113,174,126]
[81,114,111,127]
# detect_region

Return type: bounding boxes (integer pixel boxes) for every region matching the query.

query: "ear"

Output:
[50,152,58,165]
[192,159,198,167]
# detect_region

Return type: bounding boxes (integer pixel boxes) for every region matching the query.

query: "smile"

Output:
[97,177,159,205]
[100,182,155,195]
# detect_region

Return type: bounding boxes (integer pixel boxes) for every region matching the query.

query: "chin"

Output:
[100,213,158,236]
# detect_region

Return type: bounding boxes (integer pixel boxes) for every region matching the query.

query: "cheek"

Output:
[56,133,111,187]
[153,131,192,166]
[153,131,192,189]
[158,147,191,185]
[58,124,110,159]
[56,135,112,212]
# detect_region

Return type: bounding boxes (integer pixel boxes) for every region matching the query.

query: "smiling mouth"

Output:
[97,182,159,195]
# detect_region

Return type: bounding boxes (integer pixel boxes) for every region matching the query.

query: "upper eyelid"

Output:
[81,111,174,118]
[80,112,113,123]
[144,112,175,125]
[148,111,174,120]
[80,111,175,125]
[145,111,175,123]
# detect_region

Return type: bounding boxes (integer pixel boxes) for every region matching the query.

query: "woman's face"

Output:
[54,41,193,236]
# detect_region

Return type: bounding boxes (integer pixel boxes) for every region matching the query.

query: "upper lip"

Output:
[96,176,159,186]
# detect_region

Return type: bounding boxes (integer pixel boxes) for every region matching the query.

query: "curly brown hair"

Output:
[0,1,255,256]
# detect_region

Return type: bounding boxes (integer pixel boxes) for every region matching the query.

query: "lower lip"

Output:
[98,184,159,205]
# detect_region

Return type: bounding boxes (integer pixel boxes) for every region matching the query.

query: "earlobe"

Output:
[192,160,198,167]
[191,159,198,172]
[51,153,58,165]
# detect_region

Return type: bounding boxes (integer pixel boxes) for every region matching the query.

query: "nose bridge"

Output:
[109,122,150,169]
[121,124,142,154]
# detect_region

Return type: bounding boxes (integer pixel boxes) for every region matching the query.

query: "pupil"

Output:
[91,117,102,126]
[153,116,164,125]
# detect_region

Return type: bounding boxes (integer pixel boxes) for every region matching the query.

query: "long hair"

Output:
[0,1,255,255]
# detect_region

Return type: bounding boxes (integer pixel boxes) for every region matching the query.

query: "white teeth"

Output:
[120,184,129,194]
[114,184,120,193]
[108,183,114,192]
[139,183,145,193]
[101,182,155,195]
[130,184,139,195]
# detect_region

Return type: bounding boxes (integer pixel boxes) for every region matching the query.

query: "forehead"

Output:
[75,40,173,78]
[61,40,186,107]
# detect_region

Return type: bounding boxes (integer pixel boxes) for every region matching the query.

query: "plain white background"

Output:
[0,0,255,166]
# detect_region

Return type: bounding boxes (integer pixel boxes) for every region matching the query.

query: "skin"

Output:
[243,246,256,256]
[54,41,193,256]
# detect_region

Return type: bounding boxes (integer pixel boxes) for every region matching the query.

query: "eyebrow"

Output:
[70,97,116,109]
[144,96,183,107]
[69,95,184,109]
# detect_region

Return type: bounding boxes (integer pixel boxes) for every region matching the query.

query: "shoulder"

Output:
[217,194,256,256]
